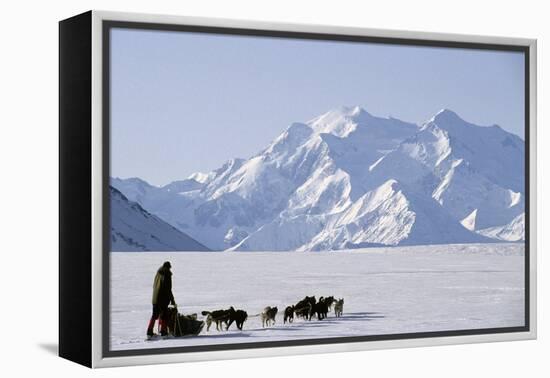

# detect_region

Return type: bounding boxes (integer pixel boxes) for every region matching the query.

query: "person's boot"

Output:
[146,318,156,337]
[159,318,168,336]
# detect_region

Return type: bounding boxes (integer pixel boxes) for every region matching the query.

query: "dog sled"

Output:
[147,306,204,340]
[167,306,204,337]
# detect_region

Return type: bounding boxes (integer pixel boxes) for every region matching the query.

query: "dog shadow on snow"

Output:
[327,312,386,322]
[204,312,385,337]
[197,332,254,339]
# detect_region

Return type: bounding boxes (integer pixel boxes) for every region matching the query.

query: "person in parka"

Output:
[146,261,176,336]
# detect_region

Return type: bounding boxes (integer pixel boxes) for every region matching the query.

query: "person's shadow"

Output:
[38,343,58,355]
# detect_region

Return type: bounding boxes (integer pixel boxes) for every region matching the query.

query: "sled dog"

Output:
[226,308,248,330]
[323,296,336,310]
[261,306,278,327]
[283,305,294,323]
[201,307,232,331]
[294,296,316,320]
[314,297,329,320]
[334,298,344,317]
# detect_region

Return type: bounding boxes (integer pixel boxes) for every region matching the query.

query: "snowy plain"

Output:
[110,243,524,351]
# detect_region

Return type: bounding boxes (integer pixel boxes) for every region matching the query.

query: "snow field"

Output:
[110,243,524,351]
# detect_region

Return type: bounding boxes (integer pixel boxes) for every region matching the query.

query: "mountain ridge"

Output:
[111,106,525,251]
[110,186,211,252]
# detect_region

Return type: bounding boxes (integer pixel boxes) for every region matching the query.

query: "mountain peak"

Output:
[428,109,511,138]
[432,108,462,123]
[111,176,155,189]
[336,105,371,118]
[188,171,213,184]
[307,106,374,137]
[347,105,367,116]
[314,105,372,121]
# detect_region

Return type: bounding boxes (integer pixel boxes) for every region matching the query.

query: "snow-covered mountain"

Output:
[478,213,525,242]
[112,106,525,251]
[110,186,210,252]
[369,109,524,231]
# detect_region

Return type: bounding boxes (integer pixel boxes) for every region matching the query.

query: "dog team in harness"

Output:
[146,261,344,339]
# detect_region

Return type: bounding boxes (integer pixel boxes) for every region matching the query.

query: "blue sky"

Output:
[110,28,525,186]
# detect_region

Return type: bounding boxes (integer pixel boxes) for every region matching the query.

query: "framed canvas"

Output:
[59,10,537,368]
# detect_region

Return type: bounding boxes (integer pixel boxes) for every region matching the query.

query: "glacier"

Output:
[111,106,525,251]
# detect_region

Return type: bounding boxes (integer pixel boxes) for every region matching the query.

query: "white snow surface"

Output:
[110,243,524,351]
[111,106,525,250]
